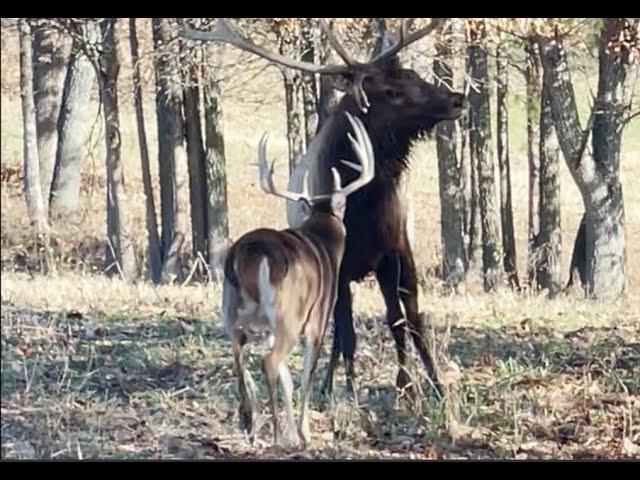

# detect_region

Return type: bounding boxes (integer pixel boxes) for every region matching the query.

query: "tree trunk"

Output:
[99,18,137,281]
[536,83,562,296]
[538,20,628,299]
[32,20,70,210]
[434,34,467,289]
[464,56,480,266]
[19,19,50,235]
[182,54,208,261]
[316,22,338,130]
[525,38,541,285]
[129,18,162,284]
[49,20,99,217]
[203,44,230,281]
[282,69,305,174]
[299,19,317,144]
[467,26,503,291]
[153,18,187,283]
[496,43,519,289]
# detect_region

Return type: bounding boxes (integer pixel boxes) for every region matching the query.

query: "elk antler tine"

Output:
[182,18,350,76]
[320,19,355,66]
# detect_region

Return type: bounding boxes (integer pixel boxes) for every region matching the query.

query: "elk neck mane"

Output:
[307,95,433,196]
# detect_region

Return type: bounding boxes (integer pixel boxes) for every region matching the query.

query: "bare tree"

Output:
[181,20,208,262]
[19,18,50,235]
[203,43,230,281]
[275,23,306,174]
[299,19,318,144]
[49,19,99,217]
[153,18,187,282]
[524,37,541,285]
[316,20,338,130]
[464,55,480,266]
[98,18,137,281]
[538,19,632,299]
[535,83,562,295]
[496,41,519,288]
[467,22,503,291]
[31,20,70,210]
[129,18,162,284]
[435,28,467,289]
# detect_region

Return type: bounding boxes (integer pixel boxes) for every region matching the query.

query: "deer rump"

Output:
[223,227,338,341]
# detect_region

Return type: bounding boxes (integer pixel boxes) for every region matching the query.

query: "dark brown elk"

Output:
[185,18,466,402]
[222,113,374,447]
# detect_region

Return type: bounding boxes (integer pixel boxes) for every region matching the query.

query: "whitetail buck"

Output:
[186,18,466,403]
[222,113,374,448]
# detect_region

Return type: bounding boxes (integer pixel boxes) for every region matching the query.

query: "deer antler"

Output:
[257,133,311,203]
[256,113,374,205]
[337,113,375,197]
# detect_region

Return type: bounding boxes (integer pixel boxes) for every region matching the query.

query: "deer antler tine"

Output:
[330,167,343,192]
[341,159,363,172]
[302,169,311,198]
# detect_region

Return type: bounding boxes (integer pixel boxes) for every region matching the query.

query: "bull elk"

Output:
[222,113,374,448]
[185,18,466,403]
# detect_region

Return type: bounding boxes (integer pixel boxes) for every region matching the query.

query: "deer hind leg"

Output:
[224,279,258,434]
[263,332,299,448]
[299,331,322,447]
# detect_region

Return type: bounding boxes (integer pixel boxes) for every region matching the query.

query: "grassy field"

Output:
[1,22,639,459]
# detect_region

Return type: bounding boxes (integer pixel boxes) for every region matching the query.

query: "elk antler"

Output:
[183,19,350,75]
[183,18,444,114]
[371,18,446,65]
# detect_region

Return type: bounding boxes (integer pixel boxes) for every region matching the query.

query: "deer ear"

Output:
[332,73,354,92]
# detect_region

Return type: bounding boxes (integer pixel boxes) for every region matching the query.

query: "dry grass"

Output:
[2,23,640,459]
[2,272,639,459]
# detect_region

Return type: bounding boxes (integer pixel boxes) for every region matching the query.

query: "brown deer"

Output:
[186,18,466,403]
[222,113,374,448]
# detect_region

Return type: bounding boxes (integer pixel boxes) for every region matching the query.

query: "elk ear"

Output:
[379,55,401,74]
[332,73,354,92]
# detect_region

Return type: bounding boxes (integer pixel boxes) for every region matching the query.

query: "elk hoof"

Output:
[238,405,254,434]
[395,369,418,402]
[281,429,301,449]
[345,377,359,407]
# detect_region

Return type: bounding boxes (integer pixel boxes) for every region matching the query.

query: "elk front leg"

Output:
[375,251,414,399]
[320,318,340,404]
[398,245,442,398]
[322,278,358,402]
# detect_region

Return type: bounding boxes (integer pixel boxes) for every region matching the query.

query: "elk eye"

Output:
[385,88,404,100]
